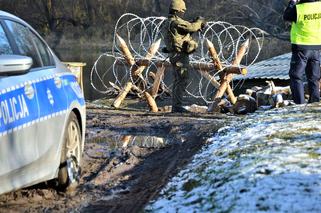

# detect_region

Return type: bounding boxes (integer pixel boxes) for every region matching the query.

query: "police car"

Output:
[0,11,86,194]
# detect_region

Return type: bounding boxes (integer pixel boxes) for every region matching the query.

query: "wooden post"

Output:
[149,72,156,80]
[132,39,161,77]
[208,39,250,112]
[206,39,237,104]
[232,39,249,66]
[116,34,135,66]
[112,35,135,108]
[112,36,161,110]
[206,39,223,71]
[113,82,133,108]
[150,65,165,98]
[144,91,159,112]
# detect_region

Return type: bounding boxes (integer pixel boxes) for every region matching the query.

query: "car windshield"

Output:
[0,23,13,55]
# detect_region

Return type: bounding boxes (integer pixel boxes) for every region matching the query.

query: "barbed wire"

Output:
[90,13,265,103]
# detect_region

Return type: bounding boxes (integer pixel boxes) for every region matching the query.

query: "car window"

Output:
[0,23,13,55]
[32,33,55,67]
[4,20,42,68]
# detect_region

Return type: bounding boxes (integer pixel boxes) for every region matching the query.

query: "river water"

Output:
[147,104,321,212]
[56,47,115,101]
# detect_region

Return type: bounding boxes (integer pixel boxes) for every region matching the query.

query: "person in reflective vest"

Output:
[284,0,321,104]
[163,0,206,113]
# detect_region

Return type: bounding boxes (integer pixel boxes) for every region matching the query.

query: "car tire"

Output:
[57,111,82,191]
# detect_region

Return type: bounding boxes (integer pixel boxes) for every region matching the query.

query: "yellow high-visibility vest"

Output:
[291,2,321,45]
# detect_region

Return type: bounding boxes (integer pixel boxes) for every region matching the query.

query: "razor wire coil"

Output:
[90,13,265,103]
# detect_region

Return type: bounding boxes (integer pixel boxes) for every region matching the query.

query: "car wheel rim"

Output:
[66,120,81,161]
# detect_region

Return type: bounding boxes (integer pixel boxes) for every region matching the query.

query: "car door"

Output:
[1,18,70,185]
[28,32,69,167]
[0,19,40,194]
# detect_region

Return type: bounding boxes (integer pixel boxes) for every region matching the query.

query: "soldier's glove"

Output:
[201,21,208,30]
[194,16,207,31]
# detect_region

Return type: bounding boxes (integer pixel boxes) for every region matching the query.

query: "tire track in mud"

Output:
[0,107,230,212]
[82,108,229,212]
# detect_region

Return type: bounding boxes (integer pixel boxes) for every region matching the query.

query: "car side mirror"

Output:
[0,55,33,75]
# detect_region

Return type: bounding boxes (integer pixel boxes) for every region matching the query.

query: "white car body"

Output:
[0,10,86,195]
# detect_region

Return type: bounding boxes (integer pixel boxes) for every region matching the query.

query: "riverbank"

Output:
[148,103,321,212]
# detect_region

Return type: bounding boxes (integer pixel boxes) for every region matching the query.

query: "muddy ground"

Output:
[0,100,231,213]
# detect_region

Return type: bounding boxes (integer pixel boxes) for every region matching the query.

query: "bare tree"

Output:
[0,0,291,55]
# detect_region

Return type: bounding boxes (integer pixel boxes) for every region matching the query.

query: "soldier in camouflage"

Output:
[164,0,206,113]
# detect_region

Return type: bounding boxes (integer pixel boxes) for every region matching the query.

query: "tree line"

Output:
[0,0,290,52]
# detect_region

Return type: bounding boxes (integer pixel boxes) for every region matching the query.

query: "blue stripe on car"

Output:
[0,83,38,133]
[0,74,84,135]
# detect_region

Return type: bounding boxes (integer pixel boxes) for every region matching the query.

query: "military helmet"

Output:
[170,0,186,13]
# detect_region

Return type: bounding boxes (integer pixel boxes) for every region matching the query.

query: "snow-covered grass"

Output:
[147,104,321,212]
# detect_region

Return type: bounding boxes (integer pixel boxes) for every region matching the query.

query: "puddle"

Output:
[120,135,168,149]
[86,133,169,159]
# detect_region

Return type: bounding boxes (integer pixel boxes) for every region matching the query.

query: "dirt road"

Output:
[0,105,230,212]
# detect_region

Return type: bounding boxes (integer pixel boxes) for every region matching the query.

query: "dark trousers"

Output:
[170,52,189,108]
[289,49,320,104]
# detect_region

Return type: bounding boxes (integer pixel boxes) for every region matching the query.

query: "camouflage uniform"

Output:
[164,0,205,112]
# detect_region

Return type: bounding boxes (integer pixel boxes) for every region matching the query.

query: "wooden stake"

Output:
[144,91,158,112]
[209,39,250,112]
[116,34,135,66]
[149,72,156,80]
[150,66,165,98]
[113,36,161,111]
[132,39,161,76]
[113,81,133,108]
[232,39,250,66]
[206,39,223,71]
[206,39,237,104]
